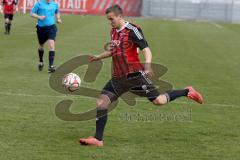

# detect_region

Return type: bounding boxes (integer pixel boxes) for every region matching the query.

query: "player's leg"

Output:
[152,89,189,105]
[7,20,11,34]
[95,95,111,140]
[47,39,56,73]
[129,72,203,105]
[36,26,47,71]
[6,14,13,34]
[79,94,111,147]
[79,80,121,147]
[47,25,57,73]
[38,44,45,71]
[152,87,203,105]
[4,16,9,34]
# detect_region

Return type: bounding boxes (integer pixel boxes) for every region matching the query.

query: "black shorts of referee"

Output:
[36,24,57,45]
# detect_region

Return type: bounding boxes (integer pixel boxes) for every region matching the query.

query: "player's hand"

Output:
[0,10,3,15]
[38,16,46,20]
[57,18,62,24]
[89,56,100,62]
[144,67,154,78]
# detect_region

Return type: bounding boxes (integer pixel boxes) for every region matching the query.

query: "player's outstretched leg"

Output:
[79,95,111,147]
[153,86,203,105]
[48,40,56,73]
[38,44,44,71]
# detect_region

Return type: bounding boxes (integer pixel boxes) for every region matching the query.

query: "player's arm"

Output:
[55,3,62,23]
[31,13,45,20]
[142,47,154,77]
[0,0,4,14]
[0,5,2,15]
[89,51,112,62]
[130,27,154,77]
[55,12,62,23]
[30,2,45,20]
[14,0,18,12]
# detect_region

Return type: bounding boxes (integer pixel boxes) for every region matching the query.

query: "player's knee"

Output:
[96,99,107,110]
[39,44,44,49]
[96,95,111,110]
[152,95,168,106]
[49,45,55,51]
[48,40,55,51]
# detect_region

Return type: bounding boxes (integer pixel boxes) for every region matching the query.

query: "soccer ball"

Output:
[62,73,81,92]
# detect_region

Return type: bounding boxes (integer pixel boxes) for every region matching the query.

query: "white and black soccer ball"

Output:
[62,73,81,92]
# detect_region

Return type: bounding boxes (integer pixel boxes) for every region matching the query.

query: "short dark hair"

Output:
[105,5,123,16]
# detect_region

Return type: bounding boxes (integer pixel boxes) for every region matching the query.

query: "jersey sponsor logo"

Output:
[119,32,126,37]
[108,39,133,53]
[111,40,121,47]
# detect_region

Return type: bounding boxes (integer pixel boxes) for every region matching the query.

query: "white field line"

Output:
[12,32,36,35]
[210,22,223,29]
[0,92,239,108]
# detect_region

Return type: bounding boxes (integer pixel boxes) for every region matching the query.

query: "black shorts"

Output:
[101,71,160,102]
[4,14,13,20]
[36,25,57,45]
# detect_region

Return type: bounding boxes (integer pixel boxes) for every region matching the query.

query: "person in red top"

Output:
[0,0,18,34]
[110,21,147,77]
[79,5,204,147]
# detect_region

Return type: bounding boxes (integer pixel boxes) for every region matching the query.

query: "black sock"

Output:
[7,23,11,33]
[5,23,8,32]
[49,51,55,67]
[95,109,108,141]
[38,49,44,62]
[166,89,189,102]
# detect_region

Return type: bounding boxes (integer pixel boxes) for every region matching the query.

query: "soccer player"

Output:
[79,5,204,147]
[0,0,18,35]
[30,0,62,73]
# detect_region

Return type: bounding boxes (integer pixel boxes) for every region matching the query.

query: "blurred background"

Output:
[18,0,240,23]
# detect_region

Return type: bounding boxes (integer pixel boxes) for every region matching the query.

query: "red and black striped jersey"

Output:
[110,22,149,77]
[2,0,17,14]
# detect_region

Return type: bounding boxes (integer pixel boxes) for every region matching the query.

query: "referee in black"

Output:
[30,0,62,73]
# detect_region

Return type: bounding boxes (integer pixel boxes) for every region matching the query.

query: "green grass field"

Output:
[0,14,240,160]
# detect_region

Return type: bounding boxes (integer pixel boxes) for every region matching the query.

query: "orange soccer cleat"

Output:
[186,86,204,104]
[79,136,103,147]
